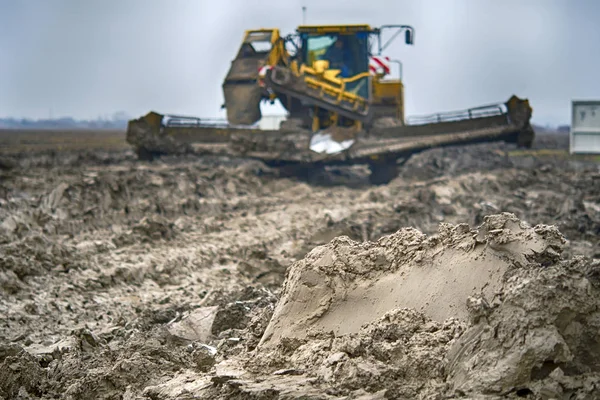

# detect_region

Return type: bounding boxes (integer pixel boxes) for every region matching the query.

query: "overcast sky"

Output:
[1,0,599,125]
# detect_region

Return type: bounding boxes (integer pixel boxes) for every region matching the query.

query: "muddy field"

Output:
[0,129,599,399]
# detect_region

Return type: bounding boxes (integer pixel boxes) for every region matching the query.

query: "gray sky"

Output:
[1,0,599,125]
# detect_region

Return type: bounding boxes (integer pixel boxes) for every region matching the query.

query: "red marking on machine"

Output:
[369,56,391,75]
[258,65,273,86]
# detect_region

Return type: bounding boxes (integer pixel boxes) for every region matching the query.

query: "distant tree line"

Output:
[0,112,131,130]
[532,124,570,134]
[0,113,570,133]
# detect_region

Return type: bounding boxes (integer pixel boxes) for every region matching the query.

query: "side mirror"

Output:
[405,29,413,45]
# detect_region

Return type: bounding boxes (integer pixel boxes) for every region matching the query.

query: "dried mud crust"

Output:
[0,135,599,399]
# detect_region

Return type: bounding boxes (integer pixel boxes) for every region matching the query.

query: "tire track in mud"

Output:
[1,169,386,350]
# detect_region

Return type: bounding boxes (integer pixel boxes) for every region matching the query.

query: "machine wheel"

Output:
[279,164,323,180]
[368,162,399,185]
[137,147,156,161]
[517,125,535,149]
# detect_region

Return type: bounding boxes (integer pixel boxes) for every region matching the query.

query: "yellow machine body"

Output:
[125,21,534,182]
[221,24,414,133]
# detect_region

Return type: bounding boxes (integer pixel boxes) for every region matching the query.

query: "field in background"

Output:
[0,128,128,154]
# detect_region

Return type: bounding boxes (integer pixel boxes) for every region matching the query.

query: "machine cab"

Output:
[297,25,373,99]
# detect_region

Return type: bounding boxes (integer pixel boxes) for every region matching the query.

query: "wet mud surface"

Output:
[0,131,599,399]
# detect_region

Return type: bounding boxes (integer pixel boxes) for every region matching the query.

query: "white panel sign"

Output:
[570,101,600,154]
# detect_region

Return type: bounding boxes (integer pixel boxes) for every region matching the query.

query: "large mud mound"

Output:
[260,213,565,346]
[135,213,599,399]
[235,213,599,398]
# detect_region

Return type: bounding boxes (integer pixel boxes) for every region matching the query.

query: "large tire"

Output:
[137,147,156,161]
[278,164,323,181]
[368,162,399,185]
[517,125,535,149]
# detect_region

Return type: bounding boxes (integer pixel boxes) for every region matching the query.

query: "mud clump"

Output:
[113,215,177,246]
[1,234,81,294]
[447,256,600,397]
[0,349,45,399]
[259,213,566,346]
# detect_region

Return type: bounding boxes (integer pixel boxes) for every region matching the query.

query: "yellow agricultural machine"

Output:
[126,24,534,184]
